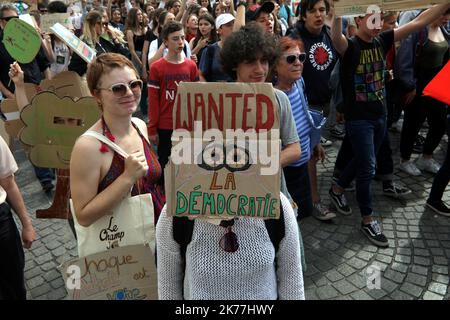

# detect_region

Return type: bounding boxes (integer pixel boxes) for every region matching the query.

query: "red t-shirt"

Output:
[147,58,199,135]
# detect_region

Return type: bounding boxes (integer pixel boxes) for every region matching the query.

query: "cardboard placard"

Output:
[0,99,23,146]
[41,13,73,33]
[61,244,158,300]
[2,18,41,63]
[19,91,100,169]
[51,23,96,63]
[165,83,281,220]
[334,0,448,16]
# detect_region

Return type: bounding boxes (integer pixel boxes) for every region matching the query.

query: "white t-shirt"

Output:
[50,40,71,77]
[0,136,18,204]
[147,39,192,61]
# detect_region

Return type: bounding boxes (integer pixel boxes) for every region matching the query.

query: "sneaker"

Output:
[313,202,336,221]
[399,160,422,176]
[329,188,352,215]
[329,127,345,139]
[383,182,412,198]
[361,220,389,247]
[416,157,441,174]
[426,200,450,217]
[320,136,333,147]
[332,176,355,192]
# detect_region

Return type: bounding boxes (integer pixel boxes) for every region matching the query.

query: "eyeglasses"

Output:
[285,53,306,64]
[219,219,239,253]
[97,79,143,97]
[1,16,18,22]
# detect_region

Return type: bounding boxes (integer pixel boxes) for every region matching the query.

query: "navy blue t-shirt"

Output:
[199,42,233,82]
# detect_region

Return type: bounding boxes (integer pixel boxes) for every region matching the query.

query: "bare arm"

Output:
[142,39,150,81]
[281,142,301,168]
[394,3,450,42]
[329,2,348,56]
[176,0,187,21]
[9,62,29,109]
[126,30,142,66]
[234,2,246,31]
[0,81,14,99]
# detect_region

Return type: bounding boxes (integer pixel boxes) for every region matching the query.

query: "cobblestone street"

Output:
[12,128,450,300]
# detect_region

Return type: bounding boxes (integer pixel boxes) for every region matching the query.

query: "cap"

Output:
[215,13,235,29]
[246,1,275,21]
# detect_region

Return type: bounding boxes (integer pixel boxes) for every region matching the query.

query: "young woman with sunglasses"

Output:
[272,37,336,221]
[68,11,130,77]
[70,53,164,227]
[156,23,304,300]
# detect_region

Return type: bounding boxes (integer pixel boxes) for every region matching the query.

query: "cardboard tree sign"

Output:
[61,244,158,300]
[165,82,281,220]
[19,91,100,169]
[40,13,72,33]
[51,23,96,63]
[334,0,448,16]
[2,17,41,63]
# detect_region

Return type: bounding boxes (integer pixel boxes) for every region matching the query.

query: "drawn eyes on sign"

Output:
[197,142,251,172]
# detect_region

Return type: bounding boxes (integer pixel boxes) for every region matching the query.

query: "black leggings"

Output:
[400,67,448,160]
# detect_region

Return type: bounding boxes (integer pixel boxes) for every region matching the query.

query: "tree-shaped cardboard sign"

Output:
[19,91,100,169]
[3,17,41,63]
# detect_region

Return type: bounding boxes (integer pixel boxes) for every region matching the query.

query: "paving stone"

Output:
[390,290,414,300]
[46,288,67,300]
[310,274,328,287]
[336,264,357,277]
[325,270,344,282]
[430,248,445,256]
[27,276,45,290]
[414,248,430,257]
[394,254,410,264]
[380,278,397,293]
[432,265,448,275]
[316,285,340,300]
[347,273,368,290]
[426,240,440,247]
[342,250,356,259]
[50,277,65,290]
[305,289,319,300]
[423,291,444,300]
[413,256,431,266]
[397,248,412,256]
[356,251,375,261]
[35,252,53,265]
[400,282,423,298]
[428,282,448,296]
[411,265,429,276]
[367,289,387,299]
[29,284,51,298]
[350,291,374,300]
[405,273,427,287]
[384,269,406,284]
[413,240,426,248]
[43,270,62,282]
[378,248,394,256]
[25,267,42,280]
[40,261,57,272]
[346,257,366,270]
[433,256,448,265]
[45,240,61,251]
[376,254,392,264]
[332,279,358,295]
[314,259,334,272]
[390,262,409,274]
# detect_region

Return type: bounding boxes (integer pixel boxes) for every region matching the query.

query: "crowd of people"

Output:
[0,0,449,300]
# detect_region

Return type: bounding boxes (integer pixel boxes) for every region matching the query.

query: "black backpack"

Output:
[172,205,285,270]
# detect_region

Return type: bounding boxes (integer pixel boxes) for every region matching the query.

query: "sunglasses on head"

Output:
[285,53,306,64]
[219,219,239,253]
[98,79,143,97]
[1,16,18,22]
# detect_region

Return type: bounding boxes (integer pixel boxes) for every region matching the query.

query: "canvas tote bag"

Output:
[70,130,155,258]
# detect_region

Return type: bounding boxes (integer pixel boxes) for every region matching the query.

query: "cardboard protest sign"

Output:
[19,91,100,169]
[19,14,39,29]
[51,23,96,63]
[334,0,448,16]
[61,244,158,300]
[41,13,72,33]
[0,98,23,146]
[2,18,41,63]
[165,83,281,220]
[423,60,450,105]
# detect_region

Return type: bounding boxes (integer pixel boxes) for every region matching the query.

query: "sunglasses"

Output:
[285,53,306,64]
[219,219,239,253]
[97,79,143,97]
[1,16,18,22]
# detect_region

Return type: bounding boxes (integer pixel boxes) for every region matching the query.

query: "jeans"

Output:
[337,117,387,216]
[428,116,450,204]
[0,203,26,300]
[33,166,55,186]
[283,163,313,219]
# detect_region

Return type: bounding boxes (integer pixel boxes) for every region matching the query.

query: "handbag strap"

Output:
[294,79,325,130]
[82,130,129,158]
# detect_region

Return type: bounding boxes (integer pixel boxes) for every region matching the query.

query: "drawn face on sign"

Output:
[20,92,100,169]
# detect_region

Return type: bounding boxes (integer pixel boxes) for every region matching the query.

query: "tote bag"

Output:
[70,131,155,258]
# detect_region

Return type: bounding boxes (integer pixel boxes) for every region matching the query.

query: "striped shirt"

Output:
[284,81,311,166]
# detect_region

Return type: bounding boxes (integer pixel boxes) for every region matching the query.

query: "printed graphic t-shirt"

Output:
[341,30,394,121]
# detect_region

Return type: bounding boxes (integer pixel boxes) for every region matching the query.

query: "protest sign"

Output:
[334,0,448,16]
[2,18,41,63]
[19,92,100,169]
[165,83,281,220]
[61,244,158,300]
[51,23,96,63]
[0,98,22,147]
[41,13,72,33]
[423,60,450,105]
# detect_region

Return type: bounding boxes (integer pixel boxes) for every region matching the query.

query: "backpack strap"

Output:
[173,216,194,268]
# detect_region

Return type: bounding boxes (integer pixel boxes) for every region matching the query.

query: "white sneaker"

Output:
[416,157,441,174]
[399,161,422,176]
[313,202,336,221]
